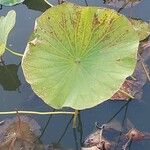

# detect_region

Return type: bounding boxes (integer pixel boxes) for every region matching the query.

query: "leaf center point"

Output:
[74,58,81,64]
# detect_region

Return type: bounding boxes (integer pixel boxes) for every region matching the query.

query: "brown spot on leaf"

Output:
[92,13,100,28]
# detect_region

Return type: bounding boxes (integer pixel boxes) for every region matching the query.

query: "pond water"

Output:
[0,0,150,149]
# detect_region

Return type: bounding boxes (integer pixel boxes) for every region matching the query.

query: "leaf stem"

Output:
[106,100,131,123]
[73,110,79,128]
[122,138,132,150]
[141,61,150,81]
[44,0,54,7]
[0,110,75,115]
[118,1,130,13]
[84,0,88,6]
[5,47,23,57]
[119,89,134,99]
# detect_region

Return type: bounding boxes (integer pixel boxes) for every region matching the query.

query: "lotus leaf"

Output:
[0,0,24,6]
[0,10,16,56]
[130,18,150,41]
[22,3,139,110]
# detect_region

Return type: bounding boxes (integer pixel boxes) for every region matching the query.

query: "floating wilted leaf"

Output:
[124,119,150,141]
[103,0,142,8]
[0,116,44,150]
[22,2,139,110]
[130,18,150,41]
[0,11,16,56]
[121,119,150,149]
[125,128,150,141]
[0,0,24,6]
[0,64,21,91]
[83,131,112,149]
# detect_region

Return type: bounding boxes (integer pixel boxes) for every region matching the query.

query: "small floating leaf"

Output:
[22,3,139,110]
[0,0,24,6]
[130,18,150,41]
[0,10,16,56]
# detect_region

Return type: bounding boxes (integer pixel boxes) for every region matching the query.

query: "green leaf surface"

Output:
[0,10,16,56]
[22,3,139,110]
[0,0,24,6]
[130,18,150,41]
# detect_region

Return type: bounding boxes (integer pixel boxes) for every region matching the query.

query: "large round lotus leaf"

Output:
[22,3,139,110]
[0,10,16,56]
[0,0,24,6]
[130,18,150,41]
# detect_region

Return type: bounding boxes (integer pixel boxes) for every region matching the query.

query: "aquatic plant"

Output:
[0,0,25,6]
[0,10,16,56]
[130,18,150,41]
[0,1,150,149]
[22,2,139,110]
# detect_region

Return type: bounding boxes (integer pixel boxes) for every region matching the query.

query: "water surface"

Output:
[0,0,150,149]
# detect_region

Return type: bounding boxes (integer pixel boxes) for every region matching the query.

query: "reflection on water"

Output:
[0,0,150,149]
[0,63,20,91]
[23,0,51,12]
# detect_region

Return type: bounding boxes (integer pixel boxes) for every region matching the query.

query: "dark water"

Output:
[0,0,150,149]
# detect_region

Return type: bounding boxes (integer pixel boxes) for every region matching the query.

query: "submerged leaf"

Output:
[0,0,24,6]
[22,2,139,110]
[130,18,150,41]
[0,10,16,56]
